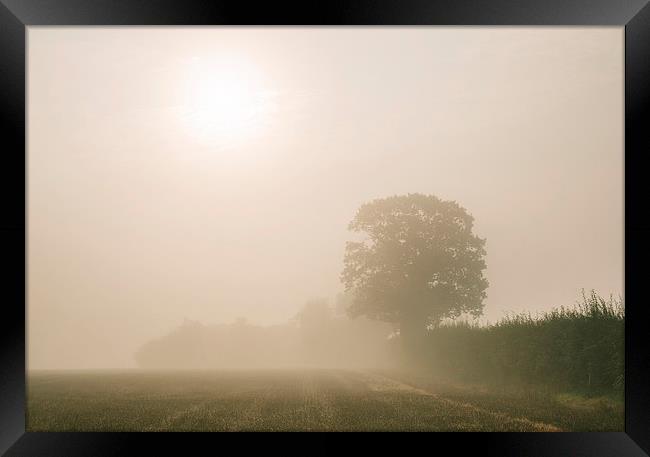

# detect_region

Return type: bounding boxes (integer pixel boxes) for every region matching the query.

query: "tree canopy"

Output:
[341,194,488,342]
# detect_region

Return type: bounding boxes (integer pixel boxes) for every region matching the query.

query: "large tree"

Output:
[341,194,488,348]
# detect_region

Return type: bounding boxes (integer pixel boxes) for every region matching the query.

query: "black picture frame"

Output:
[1,0,648,455]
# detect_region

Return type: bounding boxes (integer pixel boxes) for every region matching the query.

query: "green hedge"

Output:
[420,291,624,394]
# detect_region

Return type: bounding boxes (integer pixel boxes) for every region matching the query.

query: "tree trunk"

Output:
[400,312,427,364]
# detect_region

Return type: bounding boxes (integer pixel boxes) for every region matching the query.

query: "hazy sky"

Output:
[28,27,623,369]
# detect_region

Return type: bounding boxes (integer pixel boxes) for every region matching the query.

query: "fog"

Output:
[27,27,622,369]
[134,297,397,370]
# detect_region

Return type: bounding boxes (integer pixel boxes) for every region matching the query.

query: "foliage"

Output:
[341,194,488,337]
[418,290,624,395]
[134,300,394,369]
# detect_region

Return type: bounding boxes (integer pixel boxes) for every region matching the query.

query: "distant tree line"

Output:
[134,298,395,370]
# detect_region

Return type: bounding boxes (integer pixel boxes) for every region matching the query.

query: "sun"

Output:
[179,57,273,146]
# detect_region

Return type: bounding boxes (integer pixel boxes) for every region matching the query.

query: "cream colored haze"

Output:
[28,27,623,369]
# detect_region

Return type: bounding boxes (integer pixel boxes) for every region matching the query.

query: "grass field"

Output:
[27,370,623,432]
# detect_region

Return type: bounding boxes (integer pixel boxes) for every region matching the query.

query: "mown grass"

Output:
[27,369,621,432]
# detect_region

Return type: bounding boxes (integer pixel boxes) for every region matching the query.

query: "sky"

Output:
[27,27,623,369]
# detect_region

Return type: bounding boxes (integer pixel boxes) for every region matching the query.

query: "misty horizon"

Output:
[27,27,623,369]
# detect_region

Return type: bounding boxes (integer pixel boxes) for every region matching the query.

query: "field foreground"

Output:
[27,370,623,432]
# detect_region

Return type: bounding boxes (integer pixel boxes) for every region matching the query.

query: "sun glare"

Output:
[180,57,273,147]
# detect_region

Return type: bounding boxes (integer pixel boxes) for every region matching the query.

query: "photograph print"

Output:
[27,27,624,432]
